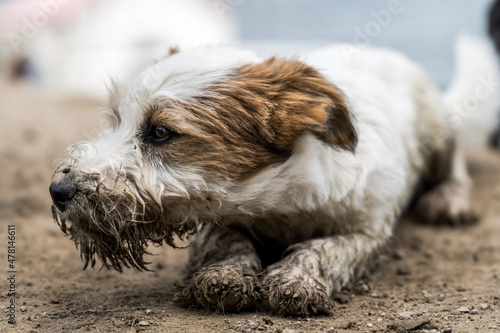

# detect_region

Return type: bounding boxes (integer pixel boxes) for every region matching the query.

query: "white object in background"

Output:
[0,0,238,99]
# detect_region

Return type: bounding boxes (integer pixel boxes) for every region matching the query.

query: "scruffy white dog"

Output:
[50,40,498,316]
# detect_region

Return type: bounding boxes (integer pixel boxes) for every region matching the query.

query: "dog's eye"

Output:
[148,125,175,143]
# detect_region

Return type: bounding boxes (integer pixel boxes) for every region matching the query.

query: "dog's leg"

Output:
[175,225,261,312]
[415,139,478,225]
[261,226,390,316]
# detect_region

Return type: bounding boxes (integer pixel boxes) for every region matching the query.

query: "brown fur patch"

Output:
[144,57,357,181]
[234,58,358,152]
[168,46,180,56]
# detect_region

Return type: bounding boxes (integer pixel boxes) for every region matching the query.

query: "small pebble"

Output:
[367,323,373,327]
[138,321,150,326]
[388,317,431,331]
[263,317,273,325]
[399,311,414,319]
[333,294,349,304]
[396,267,411,276]
[438,294,445,301]
[393,250,405,260]
[480,303,489,310]
[20,306,27,312]
[410,237,423,251]
[145,309,152,314]
[470,309,478,314]
[457,306,470,313]
[282,329,297,333]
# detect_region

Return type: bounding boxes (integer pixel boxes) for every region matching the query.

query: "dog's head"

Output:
[50,45,357,271]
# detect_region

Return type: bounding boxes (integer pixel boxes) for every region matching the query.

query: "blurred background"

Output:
[0,0,495,99]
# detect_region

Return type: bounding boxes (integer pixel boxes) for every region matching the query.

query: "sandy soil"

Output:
[0,82,499,333]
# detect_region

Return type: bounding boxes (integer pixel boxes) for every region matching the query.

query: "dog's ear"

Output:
[238,57,358,153]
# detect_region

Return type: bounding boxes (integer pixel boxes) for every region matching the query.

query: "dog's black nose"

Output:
[49,182,75,212]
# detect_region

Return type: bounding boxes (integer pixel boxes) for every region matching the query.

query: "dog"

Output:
[49,41,498,316]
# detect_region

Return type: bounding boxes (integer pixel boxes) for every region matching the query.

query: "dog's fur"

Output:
[51,43,494,316]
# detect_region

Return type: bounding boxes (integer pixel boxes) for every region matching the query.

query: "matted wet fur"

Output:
[50,44,496,316]
[50,167,201,272]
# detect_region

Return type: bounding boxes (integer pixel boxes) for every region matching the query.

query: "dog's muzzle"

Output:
[49,181,76,212]
[48,170,201,271]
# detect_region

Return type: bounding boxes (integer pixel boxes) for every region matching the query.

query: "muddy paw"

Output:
[261,267,333,316]
[415,183,479,226]
[175,265,260,312]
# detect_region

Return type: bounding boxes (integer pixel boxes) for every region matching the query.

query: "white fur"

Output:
[135,45,261,100]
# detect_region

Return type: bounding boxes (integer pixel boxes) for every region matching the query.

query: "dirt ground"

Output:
[0,82,499,333]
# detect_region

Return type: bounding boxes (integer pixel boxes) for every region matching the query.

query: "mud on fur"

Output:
[51,168,200,272]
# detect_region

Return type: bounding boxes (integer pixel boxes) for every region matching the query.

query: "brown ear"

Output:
[237,57,358,153]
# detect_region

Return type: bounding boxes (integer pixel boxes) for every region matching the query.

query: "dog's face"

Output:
[50,46,357,271]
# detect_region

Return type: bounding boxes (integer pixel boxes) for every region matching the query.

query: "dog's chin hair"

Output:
[50,186,204,272]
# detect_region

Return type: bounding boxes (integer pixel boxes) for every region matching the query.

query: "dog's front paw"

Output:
[415,182,478,226]
[175,265,260,312]
[261,266,333,316]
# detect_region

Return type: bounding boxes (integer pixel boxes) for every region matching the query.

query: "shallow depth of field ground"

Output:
[0,82,499,333]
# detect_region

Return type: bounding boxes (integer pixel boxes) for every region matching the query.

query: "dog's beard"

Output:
[51,185,199,272]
